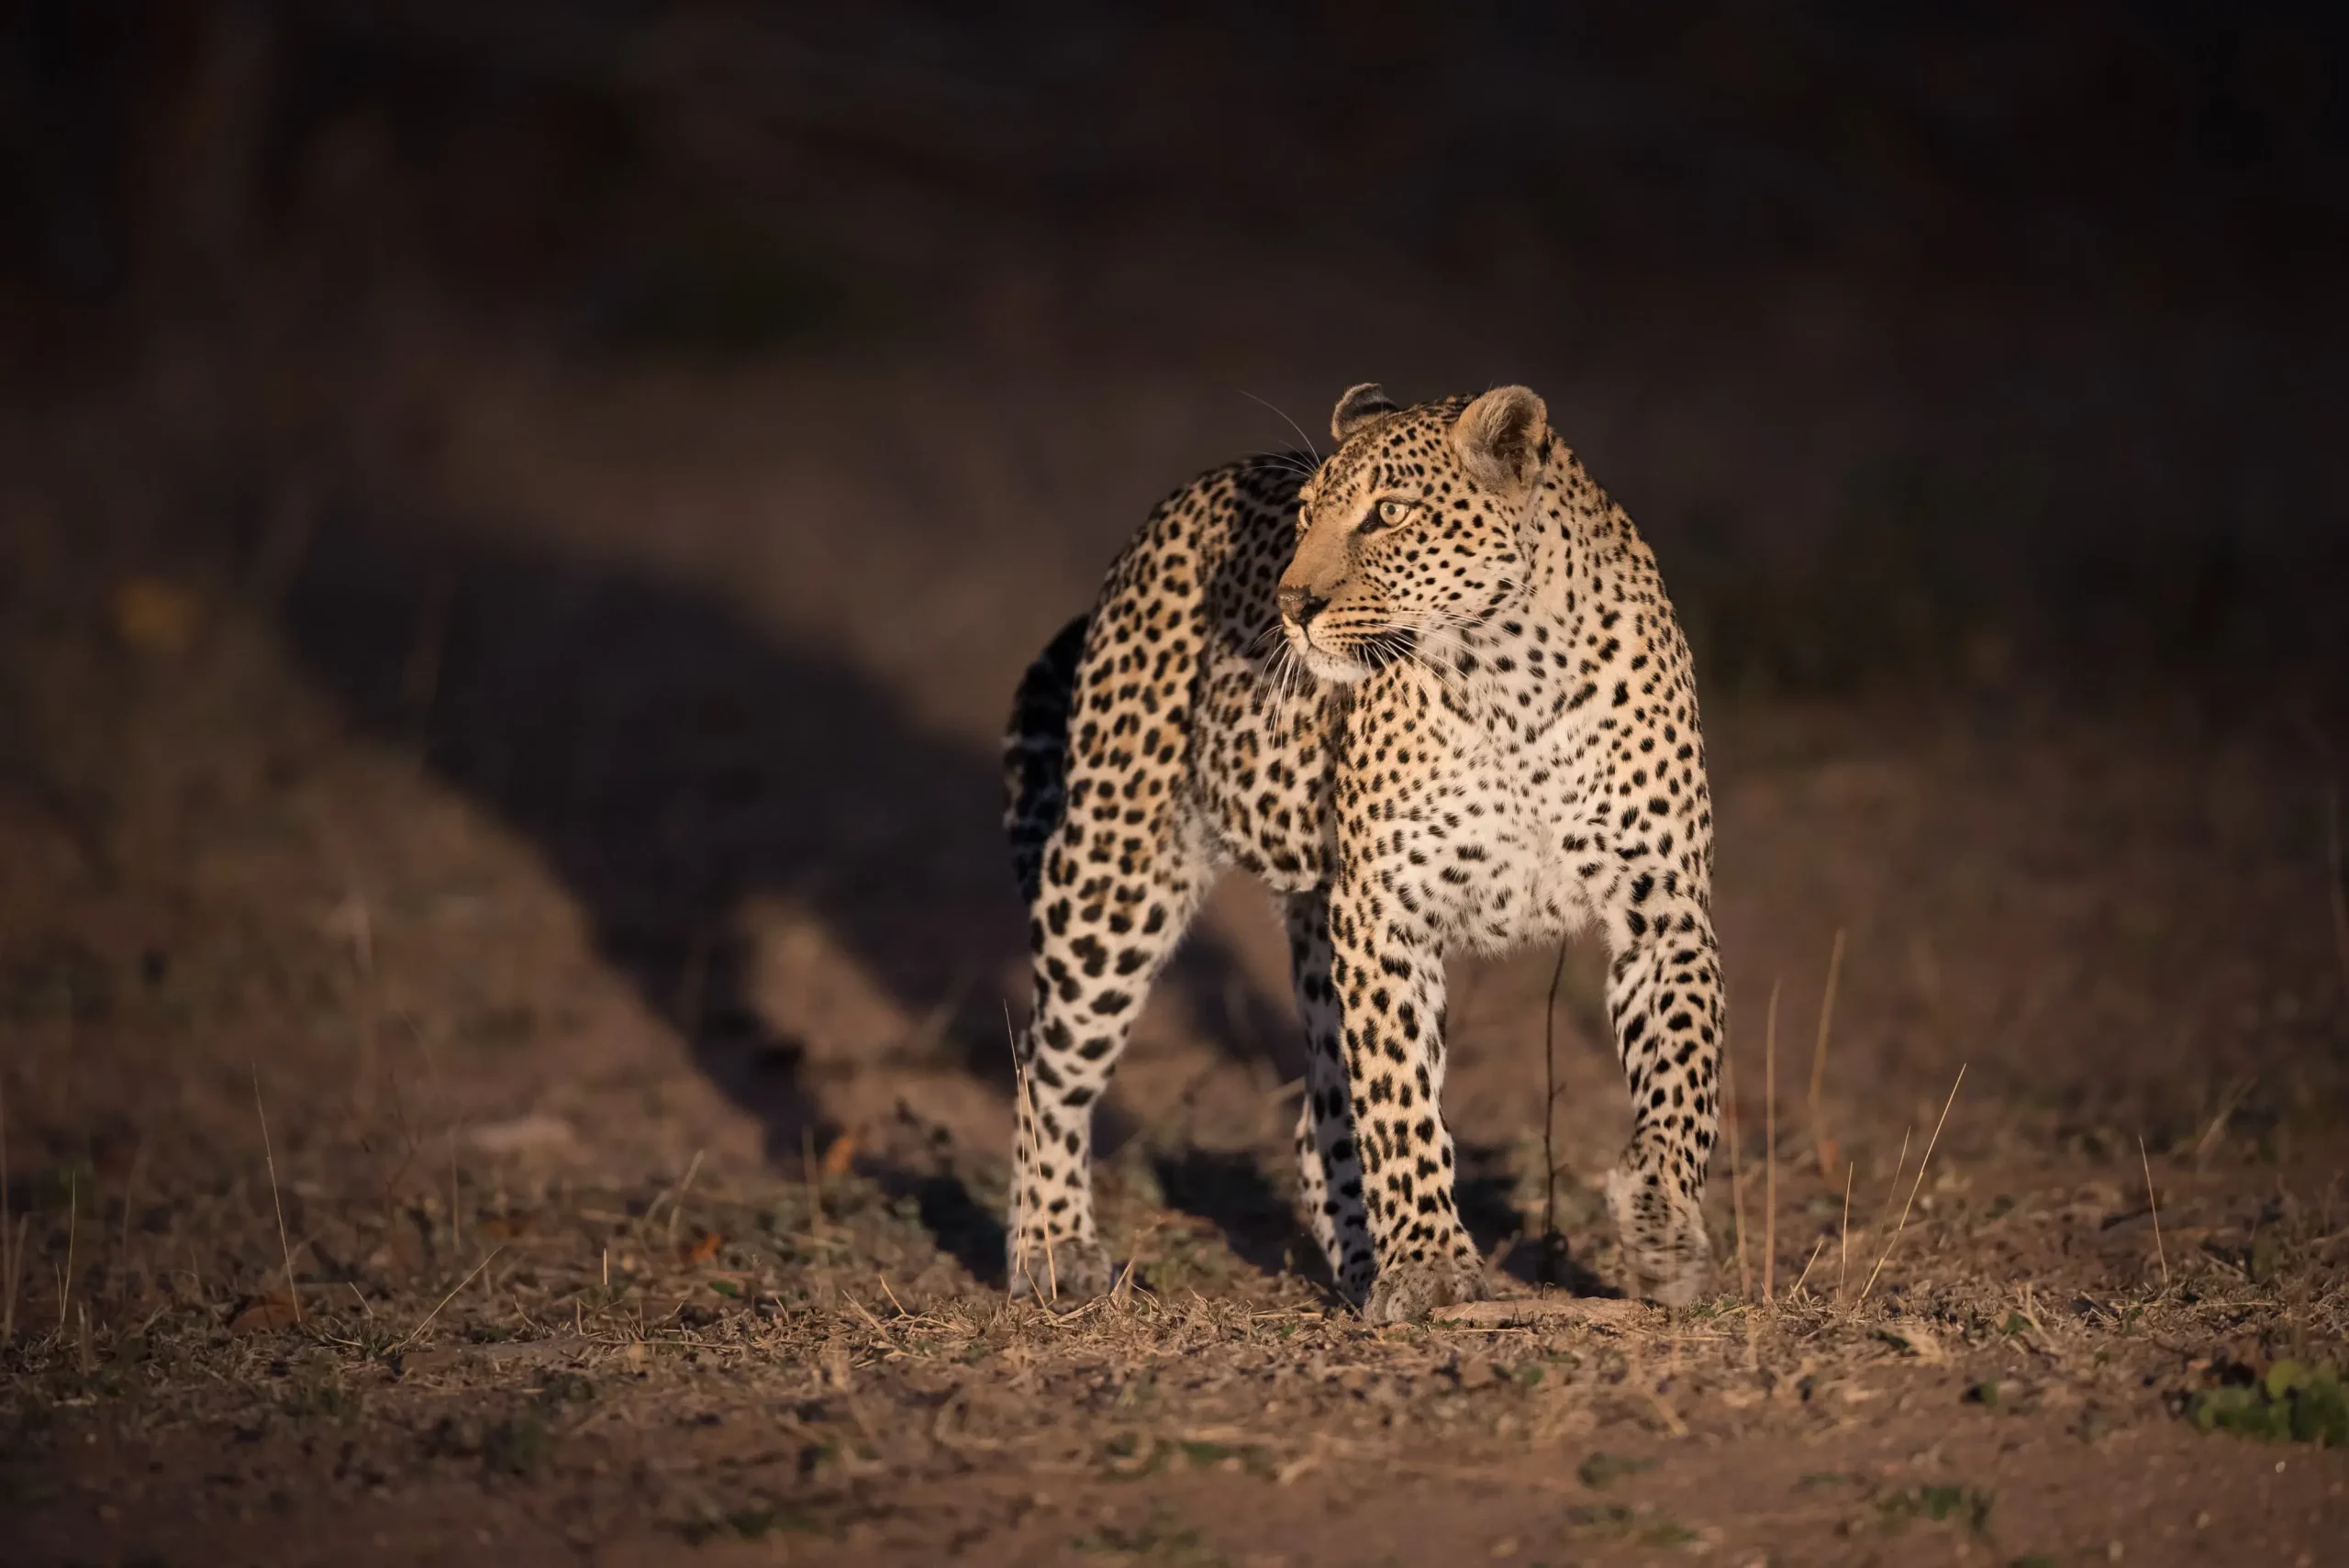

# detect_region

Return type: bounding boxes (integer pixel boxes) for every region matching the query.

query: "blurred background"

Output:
[9,17,2349,1559]
[3,0,2346,1232]
[6,1,2346,684]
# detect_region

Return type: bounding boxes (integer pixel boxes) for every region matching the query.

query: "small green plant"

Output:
[1576,1450,1656,1488]
[1073,1503,1227,1563]
[689,1505,824,1543]
[1873,1484,1993,1535]
[533,1371,596,1407]
[2187,1361,2346,1446]
[1559,1503,1695,1546]
[482,1413,551,1477]
[280,1377,362,1423]
[1099,1429,1167,1480]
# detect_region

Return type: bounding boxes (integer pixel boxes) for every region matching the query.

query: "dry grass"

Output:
[1725,1010,1752,1300]
[2140,1133,2169,1289]
[252,1067,301,1327]
[2,873,2343,1566]
[1542,937,1568,1270]
[1836,1160,1854,1301]
[2,309,2344,1565]
[2,1078,13,1349]
[1764,978,1780,1302]
[1858,1066,1965,1306]
[2329,776,2349,1010]
[6,1101,2343,1564]
[1808,927,1845,1180]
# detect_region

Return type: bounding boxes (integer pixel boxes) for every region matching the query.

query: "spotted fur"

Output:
[1002,385,1722,1319]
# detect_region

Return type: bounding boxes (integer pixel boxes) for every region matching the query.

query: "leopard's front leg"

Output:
[1598,870,1724,1306]
[1323,871,1492,1323]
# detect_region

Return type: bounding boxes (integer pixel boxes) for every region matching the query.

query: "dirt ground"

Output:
[6,215,2349,1564]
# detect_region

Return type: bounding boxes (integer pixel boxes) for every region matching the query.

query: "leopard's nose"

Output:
[1278,584,1329,626]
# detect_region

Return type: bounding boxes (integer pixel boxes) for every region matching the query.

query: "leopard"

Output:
[999,383,1722,1322]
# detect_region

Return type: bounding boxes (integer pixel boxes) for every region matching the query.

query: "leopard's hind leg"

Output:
[1004,614,1089,907]
[1000,613,1212,1302]
[1284,890,1375,1301]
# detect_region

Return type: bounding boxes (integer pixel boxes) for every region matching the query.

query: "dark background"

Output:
[6,1,2345,703]
[7,17,2349,1562]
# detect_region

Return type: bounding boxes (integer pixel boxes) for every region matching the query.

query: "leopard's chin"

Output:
[1281,624,1371,684]
[1299,647,1373,684]
[1286,625,1419,685]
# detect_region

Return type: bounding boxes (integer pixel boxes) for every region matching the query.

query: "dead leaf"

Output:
[1878,1324,1947,1362]
[461,1114,575,1156]
[475,1213,536,1239]
[1431,1296,1653,1329]
[228,1292,302,1335]
[821,1132,859,1177]
[681,1230,724,1265]
[111,577,201,653]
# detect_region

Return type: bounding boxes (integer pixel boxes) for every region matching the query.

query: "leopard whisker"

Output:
[1250,452,1317,482]
[1240,391,1322,464]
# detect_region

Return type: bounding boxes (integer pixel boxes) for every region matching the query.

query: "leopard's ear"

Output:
[1330,382,1398,443]
[1452,385,1549,492]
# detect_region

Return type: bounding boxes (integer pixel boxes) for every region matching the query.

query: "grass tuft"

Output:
[2187,1361,2347,1447]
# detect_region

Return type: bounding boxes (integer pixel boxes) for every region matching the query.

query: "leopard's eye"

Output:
[1363,496,1413,533]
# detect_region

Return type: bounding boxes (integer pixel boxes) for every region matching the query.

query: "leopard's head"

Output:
[1279,384,1550,684]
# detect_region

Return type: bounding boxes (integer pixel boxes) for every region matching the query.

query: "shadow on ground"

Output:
[269,503,1307,1284]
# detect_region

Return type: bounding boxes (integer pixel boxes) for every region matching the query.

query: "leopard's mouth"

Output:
[1283,619,1418,685]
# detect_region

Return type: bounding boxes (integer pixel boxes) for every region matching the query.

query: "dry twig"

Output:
[3,1215,24,1348]
[0,1077,10,1346]
[2192,1075,2254,1169]
[399,1245,506,1350]
[1808,928,1845,1179]
[2328,776,2349,1010]
[1764,978,1780,1302]
[664,1148,707,1250]
[1836,1162,1854,1302]
[1873,1126,1913,1242]
[59,1170,76,1336]
[1542,937,1567,1274]
[1789,1236,1828,1298]
[1725,1029,1752,1300]
[1858,1066,1966,1305]
[2139,1134,2169,1288]
[254,1066,302,1325]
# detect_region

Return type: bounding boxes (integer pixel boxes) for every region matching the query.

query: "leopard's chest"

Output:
[1189,640,1611,937]
[1366,695,1599,950]
[1188,657,1343,893]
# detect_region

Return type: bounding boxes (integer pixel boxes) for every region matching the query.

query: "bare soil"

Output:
[4,260,2347,1565]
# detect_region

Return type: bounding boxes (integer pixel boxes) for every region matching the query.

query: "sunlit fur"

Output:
[1001,384,1723,1321]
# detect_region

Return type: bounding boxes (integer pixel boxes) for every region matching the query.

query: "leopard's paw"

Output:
[1361,1253,1493,1324]
[1604,1164,1715,1307]
[1007,1239,1117,1307]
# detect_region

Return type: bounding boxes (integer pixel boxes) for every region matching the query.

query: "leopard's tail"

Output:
[1003,613,1089,906]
